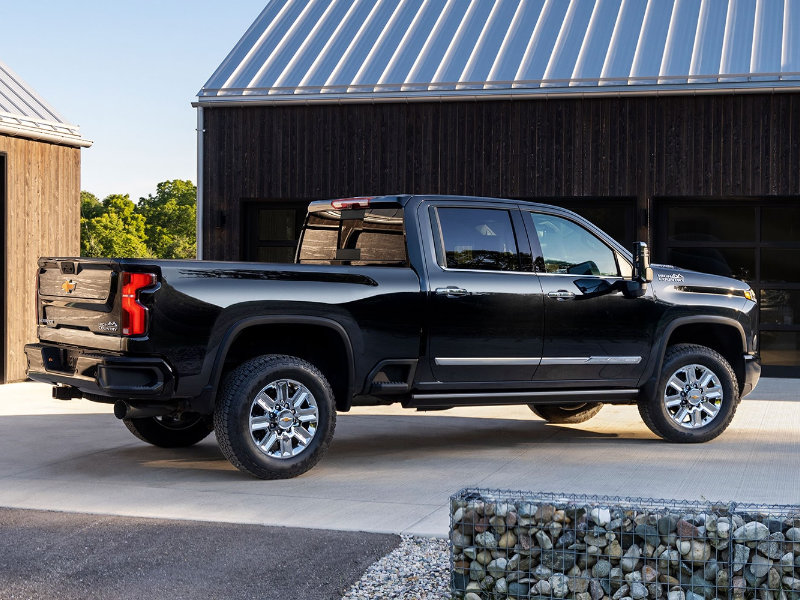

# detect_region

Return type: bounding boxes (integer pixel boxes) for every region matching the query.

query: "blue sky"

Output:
[1,1,265,202]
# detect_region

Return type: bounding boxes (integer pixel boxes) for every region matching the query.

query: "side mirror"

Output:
[632,242,653,283]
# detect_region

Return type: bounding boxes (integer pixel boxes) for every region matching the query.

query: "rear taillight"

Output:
[331,197,374,209]
[121,272,157,336]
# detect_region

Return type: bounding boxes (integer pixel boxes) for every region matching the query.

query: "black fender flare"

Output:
[202,315,357,411]
[638,315,746,401]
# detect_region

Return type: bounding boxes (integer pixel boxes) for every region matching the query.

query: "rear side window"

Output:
[297,208,408,266]
[529,212,619,276]
[435,207,520,271]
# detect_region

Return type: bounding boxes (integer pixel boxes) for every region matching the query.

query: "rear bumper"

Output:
[741,353,761,398]
[25,343,174,400]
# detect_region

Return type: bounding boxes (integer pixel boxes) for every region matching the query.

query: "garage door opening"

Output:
[241,201,307,263]
[656,199,800,377]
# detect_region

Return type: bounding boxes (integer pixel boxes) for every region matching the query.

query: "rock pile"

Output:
[450,493,800,600]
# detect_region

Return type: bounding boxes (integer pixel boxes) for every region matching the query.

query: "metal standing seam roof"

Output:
[0,60,91,147]
[197,0,800,105]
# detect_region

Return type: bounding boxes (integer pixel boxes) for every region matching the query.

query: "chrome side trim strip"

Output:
[539,356,642,365]
[435,357,541,366]
[435,356,642,367]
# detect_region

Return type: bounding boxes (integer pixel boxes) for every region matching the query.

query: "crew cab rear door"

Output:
[522,209,655,383]
[421,201,544,383]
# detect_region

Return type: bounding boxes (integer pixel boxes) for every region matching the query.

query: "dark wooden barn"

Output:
[196,0,800,376]
[0,61,91,382]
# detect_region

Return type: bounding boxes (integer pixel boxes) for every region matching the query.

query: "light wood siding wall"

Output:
[1,134,80,382]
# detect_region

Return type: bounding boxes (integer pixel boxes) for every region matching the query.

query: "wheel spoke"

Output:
[250,415,271,431]
[255,392,276,411]
[260,432,278,452]
[291,389,309,409]
[296,407,317,423]
[705,390,723,400]
[685,367,698,385]
[691,409,702,427]
[665,397,683,408]
[701,401,720,418]
[293,426,313,445]
[667,375,685,393]
[276,381,289,404]
[698,370,715,389]
[673,407,689,423]
[280,434,293,457]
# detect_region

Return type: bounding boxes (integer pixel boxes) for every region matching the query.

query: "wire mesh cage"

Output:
[449,490,800,600]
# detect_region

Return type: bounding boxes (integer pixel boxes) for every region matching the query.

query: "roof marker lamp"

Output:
[331,197,374,210]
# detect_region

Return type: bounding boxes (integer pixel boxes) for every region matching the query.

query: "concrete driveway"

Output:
[0,380,798,537]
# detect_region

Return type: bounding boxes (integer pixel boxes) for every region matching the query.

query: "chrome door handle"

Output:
[435,286,469,297]
[548,290,575,299]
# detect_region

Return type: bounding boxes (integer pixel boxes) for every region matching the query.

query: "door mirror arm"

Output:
[632,242,653,283]
[621,242,652,298]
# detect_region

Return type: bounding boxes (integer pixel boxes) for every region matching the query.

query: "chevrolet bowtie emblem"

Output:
[62,280,77,294]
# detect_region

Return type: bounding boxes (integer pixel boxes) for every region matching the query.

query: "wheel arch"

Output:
[209,316,356,412]
[640,316,747,401]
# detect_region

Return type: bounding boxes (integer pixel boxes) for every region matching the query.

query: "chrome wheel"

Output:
[663,363,723,429]
[249,379,319,459]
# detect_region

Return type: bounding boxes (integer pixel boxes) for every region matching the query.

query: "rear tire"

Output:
[528,403,603,424]
[638,343,739,443]
[123,414,213,448]
[214,354,336,479]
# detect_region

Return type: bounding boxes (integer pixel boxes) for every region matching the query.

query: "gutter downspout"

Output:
[196,106,204,260]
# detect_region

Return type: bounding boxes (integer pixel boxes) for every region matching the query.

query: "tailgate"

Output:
[37,258,123,339]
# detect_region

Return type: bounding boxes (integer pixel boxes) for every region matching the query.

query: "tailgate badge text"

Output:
[99,321,119,332]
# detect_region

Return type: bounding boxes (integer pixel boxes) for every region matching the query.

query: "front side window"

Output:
[529,212,619,276]
[435,208,520,271]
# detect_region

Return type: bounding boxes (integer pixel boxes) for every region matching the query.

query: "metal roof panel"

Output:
[198,0,800,103]
[0,60,90,147]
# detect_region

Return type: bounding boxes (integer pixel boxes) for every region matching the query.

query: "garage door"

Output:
[241,201,307,263]
[656,199,800,377]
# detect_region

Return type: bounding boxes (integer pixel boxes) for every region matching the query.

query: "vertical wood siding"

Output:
[0,135,80,382]
[202,93,800,260]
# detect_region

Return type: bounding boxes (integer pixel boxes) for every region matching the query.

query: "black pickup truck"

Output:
[26,195,760,479]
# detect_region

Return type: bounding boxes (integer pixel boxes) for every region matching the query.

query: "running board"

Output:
[409,388,639,409]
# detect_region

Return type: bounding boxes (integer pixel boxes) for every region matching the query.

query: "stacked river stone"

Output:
[450,492,800,600]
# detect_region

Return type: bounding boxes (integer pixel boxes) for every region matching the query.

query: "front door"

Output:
[425,203,544,383]
[523,210,658,384]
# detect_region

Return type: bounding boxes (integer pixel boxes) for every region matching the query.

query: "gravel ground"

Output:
[341,535,451,600]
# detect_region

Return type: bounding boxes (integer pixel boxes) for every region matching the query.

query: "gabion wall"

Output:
[450,490,800,600]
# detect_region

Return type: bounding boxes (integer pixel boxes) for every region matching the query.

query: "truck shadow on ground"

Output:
[0,412,660,481]
[2,409,769,483]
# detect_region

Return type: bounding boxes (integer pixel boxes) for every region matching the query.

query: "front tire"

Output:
[528,403,603,424]
[123,414,213,448]
[214,355,336,479]
[638,343,739,443]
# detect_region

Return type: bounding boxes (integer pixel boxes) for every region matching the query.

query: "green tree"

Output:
[81,194,150,258]
[137,179,197,259]
[80,191,103,219]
